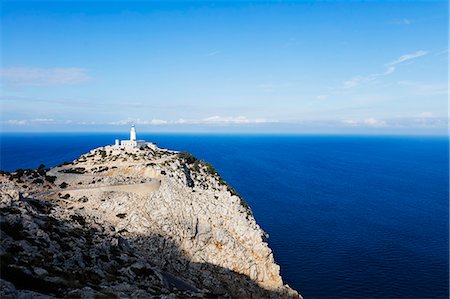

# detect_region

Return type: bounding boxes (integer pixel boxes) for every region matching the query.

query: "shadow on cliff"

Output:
[125,233,296,299]
[0,195,297,299]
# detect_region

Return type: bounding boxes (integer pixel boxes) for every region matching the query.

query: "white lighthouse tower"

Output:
[130,125,137,141]
[115,125,146,148]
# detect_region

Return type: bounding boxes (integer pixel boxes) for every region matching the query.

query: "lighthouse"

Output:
[130,125,137,141]
[115,125,146,148]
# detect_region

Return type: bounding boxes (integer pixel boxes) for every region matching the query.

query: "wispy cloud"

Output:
[342,116,447,128]
[0,67,90,86]
[417,112,433,118]
[363,117,386,126]
[257,82,294,93]
[0,95,201,111]
[110,118,169,125]
[386,50,427,66]
[342,76,376,89]
[201,115,272,124]
[398,80,447,96]
[2,118,55,125]
[389,18,412,25]
[342,50,428,89]
[342,117,386,127]
[3,120,29,126]
[435,49,449,56]
[316,95,329,100]
[110,116,277,126]
[382,66,396,75]
[0,95,92,107]
[207,51,220,56]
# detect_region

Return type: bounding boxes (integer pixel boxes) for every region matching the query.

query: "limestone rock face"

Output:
[0,143,301,298]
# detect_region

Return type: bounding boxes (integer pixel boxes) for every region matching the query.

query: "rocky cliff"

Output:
[0,143,301,298]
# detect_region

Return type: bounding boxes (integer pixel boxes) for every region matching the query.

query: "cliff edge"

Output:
[0,143,301,298]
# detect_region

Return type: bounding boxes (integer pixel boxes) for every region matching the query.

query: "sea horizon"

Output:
[1,131,448,137]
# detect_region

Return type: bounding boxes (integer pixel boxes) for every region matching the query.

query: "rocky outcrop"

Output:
[0,143,301,298]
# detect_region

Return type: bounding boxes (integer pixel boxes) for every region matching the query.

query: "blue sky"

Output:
[0,1,448,134]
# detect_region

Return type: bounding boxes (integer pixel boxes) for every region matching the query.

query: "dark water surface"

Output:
[1,133,448,298]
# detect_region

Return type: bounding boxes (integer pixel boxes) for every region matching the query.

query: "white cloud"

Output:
[110,118,169,125]
[316,94,329,100]
[435,49,449,56]
[342,77,362,89]
[363,118,386,126]
[386,50,427,66]
[150,119,168,125]
[410,117,447,128]
[341,116,447,129]
[257,82,294,93]
[207,51,220,56]
[3,119,29,125]
[0,67,90,86]
[341,119,359,126]
[398,81,448,96]
[383,66,396,75]
[32,118,55,122]
[175,118,188,124]
[341,117,386,127]
[111,116,277,126]
[389,18,411,25]
[2,118,55,125]
[342,76,375,89]
[418,112,433,118]
[342,50,428,89]
[201,115,270,124]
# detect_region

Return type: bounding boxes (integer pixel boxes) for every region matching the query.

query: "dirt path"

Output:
[35,180,161,198]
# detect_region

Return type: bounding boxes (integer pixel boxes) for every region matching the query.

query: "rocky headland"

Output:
[0,142,301,298]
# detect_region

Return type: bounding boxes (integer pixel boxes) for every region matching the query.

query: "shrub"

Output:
[13,169,24,177]
[59,182,68,189]
[60,193,70,199]
[32,178,44,184]
[95,166,109,173]
[70,214,85,225]
[202,162,217,175]
[59,167,86,174]
[192,161,200,172]
[45,175,57,183]
[79,196,89,203]
[178,152,197,164]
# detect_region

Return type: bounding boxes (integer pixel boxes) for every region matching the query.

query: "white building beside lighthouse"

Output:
[115,125,147,148]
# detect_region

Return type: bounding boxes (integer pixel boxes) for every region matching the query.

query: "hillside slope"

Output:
[0,143,300,298]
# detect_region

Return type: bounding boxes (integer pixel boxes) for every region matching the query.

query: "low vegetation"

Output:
[178,152,197,165]
[59,167,86,174]
[178,151,252,217]
[45,175,57,184]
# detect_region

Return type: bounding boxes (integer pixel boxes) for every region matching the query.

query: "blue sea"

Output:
[1,133,448,298]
